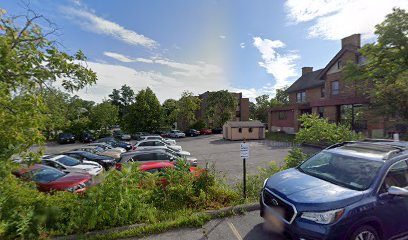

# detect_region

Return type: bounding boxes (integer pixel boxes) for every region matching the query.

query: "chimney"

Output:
[341,34,361,48]
[302,67,313,75]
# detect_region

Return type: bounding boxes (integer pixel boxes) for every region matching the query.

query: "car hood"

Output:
[265,168,365,211]
[177,150,191,156]
[50,172,90,186]
[169,145,182,151]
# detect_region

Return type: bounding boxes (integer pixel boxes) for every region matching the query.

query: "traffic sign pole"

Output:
[240,140,249,199]
[243,157,246,199]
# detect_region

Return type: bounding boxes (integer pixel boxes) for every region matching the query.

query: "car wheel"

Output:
[350,225,380,240]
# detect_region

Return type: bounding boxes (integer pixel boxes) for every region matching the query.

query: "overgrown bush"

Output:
[283,147,308,169]
[189,120,206,130]
[295,114,362,146]
[0,160,239,239]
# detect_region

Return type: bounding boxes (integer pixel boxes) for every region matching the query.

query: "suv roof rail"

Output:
[362,138,395,143]
[325,141,357,150]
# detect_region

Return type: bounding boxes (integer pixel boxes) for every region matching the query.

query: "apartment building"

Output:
[268,34,386,138]
[197,91,249,125]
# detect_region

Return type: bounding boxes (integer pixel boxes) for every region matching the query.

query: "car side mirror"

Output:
[388,186,408,197]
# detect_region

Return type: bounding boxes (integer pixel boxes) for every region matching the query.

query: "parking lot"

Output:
[39,134,303,185]
[136,210,285,240]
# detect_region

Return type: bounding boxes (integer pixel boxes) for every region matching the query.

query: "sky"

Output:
[2,0,407,102]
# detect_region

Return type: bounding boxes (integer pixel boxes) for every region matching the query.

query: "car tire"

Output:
[349,225,380,240]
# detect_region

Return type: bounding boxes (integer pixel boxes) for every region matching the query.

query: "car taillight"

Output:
[115,163,122,170]
[132,146,137,150]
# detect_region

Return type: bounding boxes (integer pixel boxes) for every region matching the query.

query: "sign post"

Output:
[240,141,249,199]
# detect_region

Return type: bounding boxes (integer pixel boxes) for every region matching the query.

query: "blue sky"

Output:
[2,0,407,102]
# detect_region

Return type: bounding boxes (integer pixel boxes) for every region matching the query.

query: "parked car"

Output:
[185,129,200,137]
[120,133,131,141]
[119,149,197,166]
[78,132,95,143]
[63,150,116,170]
[138,135,177,145]
[75,146,122,160]
[57,133,75,144]
[88,142,126,153]
[260,140,408,240]
[42,155,103,176]
[97,137,133,151]
[131,132,149,140]
[14,164,92,193]
[133,140,182,151]
[200,128,212,135]
[117,161,202,176]
[211,128,223,134]
[168,130,186,138]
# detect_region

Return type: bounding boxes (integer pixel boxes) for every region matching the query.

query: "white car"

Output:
[41,155,103,176]
[168,130,186,138]
[134,140,182,151]
[121,134,131,141]
[139,135,177,145]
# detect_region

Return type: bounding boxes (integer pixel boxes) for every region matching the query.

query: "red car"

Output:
[200,128,212,135]
[14,164,92,193]
[139,161,201,175]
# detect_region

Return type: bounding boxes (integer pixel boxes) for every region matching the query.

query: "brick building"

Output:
[197,91,249,125]
[268,34,386,138]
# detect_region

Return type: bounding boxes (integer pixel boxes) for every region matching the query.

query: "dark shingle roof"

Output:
[286,69,324,93]
[224,121,265,128]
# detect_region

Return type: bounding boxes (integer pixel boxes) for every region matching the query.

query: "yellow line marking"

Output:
[227,222,242,240]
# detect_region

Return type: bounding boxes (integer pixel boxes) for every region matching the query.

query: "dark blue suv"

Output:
[260,140,408,240]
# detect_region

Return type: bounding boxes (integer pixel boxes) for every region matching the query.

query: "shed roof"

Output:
[224,121,264,128]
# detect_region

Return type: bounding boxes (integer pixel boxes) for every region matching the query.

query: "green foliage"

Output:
[206,90,237,128]
[283,147,308,169]
[252,86,289,122]
[108,85,135,118]
[122,87,162,133]
[265,132,295,143]
[0,9,97,160]
[189,120,206,130]
[254,94,270,123]
[89,101,119,131]
[343,8,408,119]
[161,99,178,127]
[176,91,201,130]
[295,114,361,146]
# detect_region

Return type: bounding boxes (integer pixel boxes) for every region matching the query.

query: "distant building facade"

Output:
[196,91,249,125]
[223,121,265,140]
[269,34,387,138]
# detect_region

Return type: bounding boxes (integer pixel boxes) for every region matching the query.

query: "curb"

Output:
[51,203,260,240]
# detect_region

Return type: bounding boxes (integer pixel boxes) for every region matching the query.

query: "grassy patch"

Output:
[265,132,295,143]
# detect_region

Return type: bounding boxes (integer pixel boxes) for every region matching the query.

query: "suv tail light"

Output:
[115,163,122,170]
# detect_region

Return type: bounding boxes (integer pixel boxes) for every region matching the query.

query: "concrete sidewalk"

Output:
[133,211,285,240]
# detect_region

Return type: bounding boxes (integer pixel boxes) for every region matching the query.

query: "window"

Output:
[296,91,306,103]
[331,81,339,95]
[317,107,324,118]
[139,141,154,147]
[278,111,287,120]
[154,141,165,146]
[155,153,172,160]
[320,86,325,98]
[238,128,242,133]
[56,156,81,166]
[133,153,156,161]
[380,160,408,192]
[337,60,342,69]
[249,128,253,133]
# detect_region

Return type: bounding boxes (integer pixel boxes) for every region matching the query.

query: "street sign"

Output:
[240,143,249,159]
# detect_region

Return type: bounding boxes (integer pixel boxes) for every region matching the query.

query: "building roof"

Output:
[224,121,264,128]
[286,69,324,93]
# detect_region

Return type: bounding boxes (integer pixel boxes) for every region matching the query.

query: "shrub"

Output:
[189,120,206,130]
[283,147,308,169]
[295,114,362,146]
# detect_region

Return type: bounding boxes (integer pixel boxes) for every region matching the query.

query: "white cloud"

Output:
[61,7,158,48]
[67,61,228,103]
[240,43,246,48]
[219,35,226,39]
[103,51,222,79]
[103,52,133,62]
[252,37,300,90]
[285,0,408,40]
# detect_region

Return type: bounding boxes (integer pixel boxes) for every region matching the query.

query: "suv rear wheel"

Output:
[350,225,380,240]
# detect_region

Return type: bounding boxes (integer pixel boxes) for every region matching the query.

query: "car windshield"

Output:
[80,151,98,159]
[28,167,66,183]
[298,151,384,191]
[56,156,81,166]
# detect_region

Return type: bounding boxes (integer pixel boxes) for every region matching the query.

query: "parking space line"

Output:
[227,222,243,240]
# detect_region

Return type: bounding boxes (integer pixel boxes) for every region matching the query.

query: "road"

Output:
[134,210,285,240]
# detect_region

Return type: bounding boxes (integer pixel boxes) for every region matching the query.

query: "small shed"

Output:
[223,121,265,140]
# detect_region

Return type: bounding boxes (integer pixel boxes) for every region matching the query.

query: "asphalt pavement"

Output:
[135,210,285,240]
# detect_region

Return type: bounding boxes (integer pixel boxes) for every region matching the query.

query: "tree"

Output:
[255,94,270,123]
[177,91,200,130]
[344,8,408,119]
[109,85,135,118]
[249,101,257,120]
[0,9,97,160]
[89,101,119,134]
[271,87,289,106]
[161,99,178,127]
[122,87,161,133]
[206,90,237,128]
